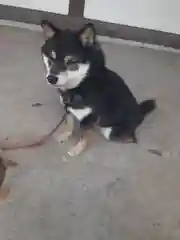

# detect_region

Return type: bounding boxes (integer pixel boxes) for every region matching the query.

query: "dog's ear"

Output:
[41,20,60,39]
[78,23,96,47]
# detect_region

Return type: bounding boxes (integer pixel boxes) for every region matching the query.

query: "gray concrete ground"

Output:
[1,26,180,240]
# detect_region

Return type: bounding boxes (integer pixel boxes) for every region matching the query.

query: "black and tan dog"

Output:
[41,21,156,156]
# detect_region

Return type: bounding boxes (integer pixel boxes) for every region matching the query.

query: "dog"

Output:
[41,21,156,156]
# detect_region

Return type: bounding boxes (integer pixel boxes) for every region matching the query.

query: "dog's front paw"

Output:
[68,138,87,157]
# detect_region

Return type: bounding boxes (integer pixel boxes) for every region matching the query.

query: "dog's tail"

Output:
[139,99,162,157]
[140,99,156,117]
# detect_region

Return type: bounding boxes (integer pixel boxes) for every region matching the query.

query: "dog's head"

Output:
[41,20,105,90]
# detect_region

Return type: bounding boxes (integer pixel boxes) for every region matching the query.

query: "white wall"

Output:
[0,0,69,15]
[1,0,179,34]
[84,0,180,34]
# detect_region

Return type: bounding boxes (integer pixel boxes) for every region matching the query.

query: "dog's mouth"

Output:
[46,63,90,90]
[46,74,66,88]
[47,78,77,90]
[47,81,67,90]
[54,84,67,90]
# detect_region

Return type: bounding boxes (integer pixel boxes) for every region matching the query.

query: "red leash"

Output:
[1,112,67,151]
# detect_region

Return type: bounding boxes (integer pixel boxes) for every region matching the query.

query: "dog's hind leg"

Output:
[100,125,137,144]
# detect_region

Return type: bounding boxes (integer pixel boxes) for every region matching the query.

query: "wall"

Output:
[1,0,180,48]
[0,0,69,15]
[84,0,180,34]
[1,0,179,34]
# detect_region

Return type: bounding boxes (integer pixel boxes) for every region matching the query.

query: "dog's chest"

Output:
[68,107,92,121]
[58,91,92,121]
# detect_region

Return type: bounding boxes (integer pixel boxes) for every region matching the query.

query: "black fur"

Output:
[67,69,155,139]
[140,100,156,116]
[41,21,156,142]
[41,20,60,34]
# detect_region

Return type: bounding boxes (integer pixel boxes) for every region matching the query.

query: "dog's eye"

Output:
[64,56,77,64]
[67,61,78,71]
[64,56,79,70]
[51,50,56,59]
[66,59,78,65]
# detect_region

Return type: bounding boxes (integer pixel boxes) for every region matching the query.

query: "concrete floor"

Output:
[1,26,180,240]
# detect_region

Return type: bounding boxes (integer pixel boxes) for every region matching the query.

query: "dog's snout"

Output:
[47,75,58,85]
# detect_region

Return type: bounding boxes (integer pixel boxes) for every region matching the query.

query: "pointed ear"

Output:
[40,20,60,39]
[78,23,96,47]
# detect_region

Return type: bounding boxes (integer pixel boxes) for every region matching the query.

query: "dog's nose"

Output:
[47,75,58,85]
